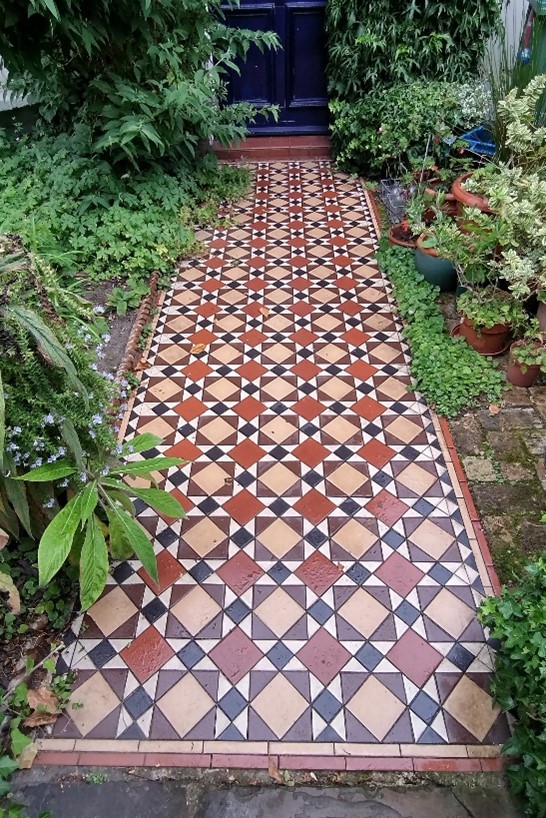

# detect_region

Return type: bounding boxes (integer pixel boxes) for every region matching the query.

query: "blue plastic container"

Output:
[460,126,496,157]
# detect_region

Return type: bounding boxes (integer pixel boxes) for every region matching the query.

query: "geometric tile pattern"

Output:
[54,162,509,748]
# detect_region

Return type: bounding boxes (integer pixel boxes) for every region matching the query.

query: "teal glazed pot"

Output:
[414,235,457,292]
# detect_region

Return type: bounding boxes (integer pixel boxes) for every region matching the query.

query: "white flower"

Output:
[44,413,55,424]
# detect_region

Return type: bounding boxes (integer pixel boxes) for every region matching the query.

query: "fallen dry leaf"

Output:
[258,306,270,317]
[18,742,38,769]
[190,343,208,355]
[488,403,501,416]
[0,570,20,614]
[133,359,148,372]
[24,688,61,728]
[0,527,8,550]
[268,757,282,784]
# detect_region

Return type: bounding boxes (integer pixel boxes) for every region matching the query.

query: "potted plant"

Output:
[455,287,524,355]
[507,322,546,387]
[424,155,474,217]
[388,219,419,249]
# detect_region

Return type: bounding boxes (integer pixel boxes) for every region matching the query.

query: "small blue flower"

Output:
[43,413,55,424]
[34,458,43,467]
[43,498,55,509]
[91,414,103,425]
[79,472,88,484]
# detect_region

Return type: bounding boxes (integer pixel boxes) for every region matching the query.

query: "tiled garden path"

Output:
[48,162,508,766]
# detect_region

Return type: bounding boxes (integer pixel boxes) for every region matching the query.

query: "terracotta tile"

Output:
[365,491,409,527]
[375,553,424,597]
[293,490,335,525]
[237,360,267,380]
[352,396,386,422]
[291,360,321,380]
[357,440,396,469]
[233,396,267,421]
[345,758,414,771]
[217,552,265,595]
[281,756,346,770]
[181,361,212,381]
[293,396,327,421]
[165,439,202,462]
[297,629,350,684]
[209,628,263,683]
[223,490,265,525]
[229,440,266,468]
[295,552,343,595]
[145,753,212,768]
[387,629,443,686]
[139,550,186,593]
[121,627,175,683]
[293,439,329,467]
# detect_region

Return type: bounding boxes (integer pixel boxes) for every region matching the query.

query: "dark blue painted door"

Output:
[223,0,329,134]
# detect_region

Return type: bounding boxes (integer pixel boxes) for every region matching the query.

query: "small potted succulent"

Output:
[455,287,524,355]
[507,323,546,387]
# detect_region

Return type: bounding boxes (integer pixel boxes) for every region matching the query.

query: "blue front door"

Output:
[223,0,329,135]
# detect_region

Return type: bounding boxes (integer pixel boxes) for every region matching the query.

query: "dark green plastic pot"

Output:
[415,236,457,293]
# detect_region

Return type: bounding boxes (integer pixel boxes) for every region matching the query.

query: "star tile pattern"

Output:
[54,162,508,749]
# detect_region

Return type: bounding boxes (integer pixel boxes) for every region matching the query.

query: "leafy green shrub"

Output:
[330,81,476,177]
[326,0,501,100]
[0,127,250,282]
[480,557,546,817]
[377,244,505,416]
[0,0,278,165]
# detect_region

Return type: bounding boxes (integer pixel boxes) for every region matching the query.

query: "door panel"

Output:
[223,0,329,134]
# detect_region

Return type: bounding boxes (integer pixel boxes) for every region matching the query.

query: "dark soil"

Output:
[81,282,136,375]
[389,223,418,244]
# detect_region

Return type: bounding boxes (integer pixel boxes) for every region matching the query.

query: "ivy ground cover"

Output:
[46,162,508,756]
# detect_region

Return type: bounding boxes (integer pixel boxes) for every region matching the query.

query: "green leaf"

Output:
[106,507,135,559]
[40,0,61,20]
[103,487,136,515]
[10,726,31,757]
[38,494,82,585]
[106,503,157,582]
[0,371,5,472]
[121,433,162,456]
[0,756,19,779]
[4,477,32,537]
[129,488,186,519]
[112,456,183,476]
[80,516,109,610]
[80,483,99,524]
[60,418,85,469]
[15,460,78,483]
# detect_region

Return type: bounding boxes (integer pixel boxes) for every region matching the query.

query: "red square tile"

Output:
[202,279,222,293]
[229,440,266,468]
[223,490,265,525]
[352,396,386,421]
[295,552,343,596]
[293,439,329,468]
[249,256,267,269]
[205,257,224,269]
[182,361,212,381]
[289,256,308,269]
[247,278,267,292]
[293,396,326,421]
[342,328,370,346]
[365,490,409,526]
[291,276,311,290]
[340,301,363,317]
[209,628,263,683]
[347,360,378,381]
[375,552,424,597]
[357,440,396,469]
[121,627,174,682]
[139,550,186,593]
[217,552,265,595]
[241,329,267,346]
[335,275,357,290]
[293,490,335,525]
[244,303,265,318]
[195,303,220,319]
[387,629,443,686]
[174,397,207,421]
[238,361,267,380]
[290,328,318,346]
[189,329,217,345]
[169,488,194,514]
[297,628,350,684]
[291,360,321,380]
[233,396,266,422]
[165,440,203,462]
[289,302,314,317]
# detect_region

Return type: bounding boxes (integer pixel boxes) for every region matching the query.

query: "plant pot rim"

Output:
[416,234,441,257]
[424,182,457,202]
[451,172,492,214]
[388,223,418,249]
[461,314,510,334]
[451,324,510,356]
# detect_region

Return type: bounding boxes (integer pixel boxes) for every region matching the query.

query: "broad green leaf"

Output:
[80,483,99,524]
[129,488,186,519]
[80,516,109,610]
[104,487,136,515]
[10,725,31,757]
[121,433,162,456]
[0,755,19,778]
[4,478,32,537]
[107,503,157,582]
[106,507,135,559]
[38,495,82,585]
[15,460,77,483]
[112,456,183,476]
[0,569,20,614]
[40,0,61,20]
[0,371,5,471]
[60,418,84,469]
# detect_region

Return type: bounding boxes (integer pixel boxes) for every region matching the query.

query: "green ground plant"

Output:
[480,557,546,817]
[377,243,505,416]
[0,127,250,284]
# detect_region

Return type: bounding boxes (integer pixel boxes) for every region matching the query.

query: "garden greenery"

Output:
[0,127,250,283]
[326,0,501,175]
[377,244,505,416]
[0,243,185,610]
[480,558,546,818]
[0,0,278,166]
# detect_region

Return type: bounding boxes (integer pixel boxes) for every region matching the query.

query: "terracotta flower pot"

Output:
[458,315,510,355]
[415,235,457,292]
[425,180,458,217]
[451,172,492,215]
[507,354,541,387]
[538,301,546,332]
[388,222,417,249]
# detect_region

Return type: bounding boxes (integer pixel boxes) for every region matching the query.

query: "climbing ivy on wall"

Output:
[326,0,502,100]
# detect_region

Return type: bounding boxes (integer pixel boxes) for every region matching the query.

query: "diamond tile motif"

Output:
[54,161,507,750]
